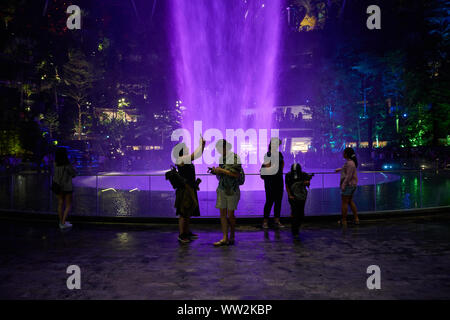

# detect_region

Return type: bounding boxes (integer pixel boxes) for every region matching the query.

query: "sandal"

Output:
[337,219,348,226]
[213,239,229,247]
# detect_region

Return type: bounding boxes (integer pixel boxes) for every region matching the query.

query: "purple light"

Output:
[169,0,281,145]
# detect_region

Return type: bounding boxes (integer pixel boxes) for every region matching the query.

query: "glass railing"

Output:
[0,170,449,218]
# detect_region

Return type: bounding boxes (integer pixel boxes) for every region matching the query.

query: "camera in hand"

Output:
[306,173,315,180]
[194,178,202,191]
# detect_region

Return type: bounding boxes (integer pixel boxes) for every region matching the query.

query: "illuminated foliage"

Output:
[62,49,95,140]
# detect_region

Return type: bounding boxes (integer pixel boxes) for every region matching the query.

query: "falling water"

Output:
[170,0,282,161]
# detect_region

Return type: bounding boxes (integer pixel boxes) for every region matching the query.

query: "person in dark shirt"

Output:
[173,136,206,243]
[261,138,284,229]
[285,163,312,239]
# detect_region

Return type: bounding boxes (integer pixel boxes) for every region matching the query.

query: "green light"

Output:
[53,140,58,145]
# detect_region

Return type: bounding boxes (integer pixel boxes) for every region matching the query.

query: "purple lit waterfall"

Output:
[169,0,282,145]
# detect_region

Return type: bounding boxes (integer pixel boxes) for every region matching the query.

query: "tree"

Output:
[99,116,129,153]
[61,49,95,140]
[425,0,450,145]
[43,111,59,138]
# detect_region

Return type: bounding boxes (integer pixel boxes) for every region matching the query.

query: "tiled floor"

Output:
[0,214,449,299]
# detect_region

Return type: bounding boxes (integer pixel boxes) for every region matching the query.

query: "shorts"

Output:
[216,188,240,211]
[57,190,73,196]
[341,186,356,196]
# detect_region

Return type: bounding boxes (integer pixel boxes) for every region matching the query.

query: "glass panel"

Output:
[149,174,176,218]
[0,175,13,210]
[375,171,421,211]
[13,174,52,213]
[70,174,98,216]
[96,175,149,217]
[1,170,448,217]
[420,170,450,208]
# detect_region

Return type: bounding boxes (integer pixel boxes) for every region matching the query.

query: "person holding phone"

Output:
[209,139,242,246]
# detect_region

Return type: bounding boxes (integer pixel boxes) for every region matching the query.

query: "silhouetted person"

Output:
[261,138,284,229]
[209,139,242,246]
[52,147,77,229]
[285,163,312,239]
[335,147,359,226]
[172,136,206,243]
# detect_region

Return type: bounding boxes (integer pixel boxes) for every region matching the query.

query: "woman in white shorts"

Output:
[209,139,242,246]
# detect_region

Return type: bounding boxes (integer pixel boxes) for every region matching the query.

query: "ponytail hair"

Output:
[344,147,358,168]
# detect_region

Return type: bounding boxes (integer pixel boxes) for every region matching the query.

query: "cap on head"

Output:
[215,139,232,154]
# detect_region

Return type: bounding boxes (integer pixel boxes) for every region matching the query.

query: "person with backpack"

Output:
[260,138,285,229]
[170,136,206,243]
[285,163,313,240]
[52,147,77,230]
[208,139,244,246]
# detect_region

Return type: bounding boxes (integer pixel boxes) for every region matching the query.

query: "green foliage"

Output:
[99,116,130,151]
[400,103,433,147]
[62,49,95,104]
[43,111,60,138]
[61,49,95,139]
[0,130,24,156]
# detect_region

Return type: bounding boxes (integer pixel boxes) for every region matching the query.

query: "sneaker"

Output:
[275,221,285,228]
[59,222,72,230]
[262,221,269,229]
[178,234,191,243]
[213,239,229,246]
[187,232,199,239]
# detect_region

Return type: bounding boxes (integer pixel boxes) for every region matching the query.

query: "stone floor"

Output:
[0,214,449,300]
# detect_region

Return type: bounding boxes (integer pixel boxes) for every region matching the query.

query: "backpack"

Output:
[238,167,245,185]
[165,167,186,189]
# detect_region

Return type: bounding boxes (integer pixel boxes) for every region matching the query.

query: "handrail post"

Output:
[321,173,324,202]
[10,174,14,210]
[206,175,209,216]
[49,173,52,212]
[419,170,423,208]
[373,172,377,211]
[148,175,151,216]
[96,174,99,216]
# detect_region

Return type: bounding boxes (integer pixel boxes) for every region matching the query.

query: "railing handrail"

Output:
[0,169,431,178]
